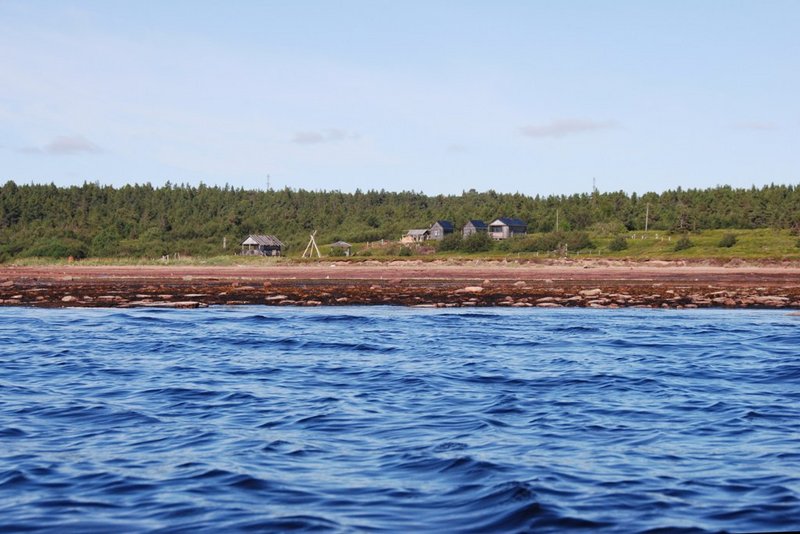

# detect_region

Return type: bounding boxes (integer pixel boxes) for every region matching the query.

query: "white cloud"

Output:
[520,118,620,139]
[291,129,359,144]
[20,135,102,155]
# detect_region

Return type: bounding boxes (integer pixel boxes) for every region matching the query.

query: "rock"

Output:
[512,302,533,307]
[752,296,789,307]
[265,295,289,301]
[455,286,484,294]
[536,297,556,304]
[536,302,561,308]
[184,293,207,298]
[0,281,13,287]
[126,301,207,309]
[579,288,603,297]
[305,300,323,306]
[159,294,174,300]
[482,279,492,286]
[238,286,256,291]
[61,296,79,302]
[513,281,527,287]
[336,297,349,303]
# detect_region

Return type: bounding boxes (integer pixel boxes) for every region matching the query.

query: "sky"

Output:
[1,1,798,196]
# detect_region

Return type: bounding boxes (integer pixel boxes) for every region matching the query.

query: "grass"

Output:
[4,229,800,266]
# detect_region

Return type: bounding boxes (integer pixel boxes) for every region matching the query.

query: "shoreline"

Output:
[3,260,800,309]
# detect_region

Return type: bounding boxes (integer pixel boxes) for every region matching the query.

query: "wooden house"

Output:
[462,220,487,237]
[488,218,527,240]
[428,220,454,240]
[401,229,429,243]
[240,234,284,256]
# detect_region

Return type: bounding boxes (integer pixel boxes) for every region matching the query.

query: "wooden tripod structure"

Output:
[302,230,322,258]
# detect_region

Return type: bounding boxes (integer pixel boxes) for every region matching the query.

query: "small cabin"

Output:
[462,220,487,237]
[401,229,429,243]
[428,220,454,241]
[241,234,284,256]
[488,218,527,240]
[330,240,352,257]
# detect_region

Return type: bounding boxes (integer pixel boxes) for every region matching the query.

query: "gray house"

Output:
[240,234,284,256]
[429,220,454,240]
[488,218,527,240]
[462,220,488,237]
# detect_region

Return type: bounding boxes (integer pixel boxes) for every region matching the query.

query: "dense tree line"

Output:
[1,181,799,260]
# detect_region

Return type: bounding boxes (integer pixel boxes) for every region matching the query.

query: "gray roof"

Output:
[241,234,283,247]
[406,229,429,237]
[330,241,352,248]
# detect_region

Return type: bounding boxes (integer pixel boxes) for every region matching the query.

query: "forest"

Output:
[1,180,799,260]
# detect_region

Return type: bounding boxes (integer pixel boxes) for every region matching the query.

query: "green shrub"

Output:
[718,233,737,248]
[674,236,694,251]
[328,247,347,257]
[357,249,372,257]
[512,231,595,253]
[398,246,413,257]
[460,232,493,253]
[608,235,629,251]
[437,233,463,252]
[22,237,88,259]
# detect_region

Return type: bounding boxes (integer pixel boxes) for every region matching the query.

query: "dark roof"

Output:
[495,217,527,227]
[433,220,454,231]
[465,219,487,228]
[242,234,283,247]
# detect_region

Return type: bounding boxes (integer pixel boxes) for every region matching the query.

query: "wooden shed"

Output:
[401,229,429,243]
[429,220,454,240]
[462,220,488,237]
[330,240,352,257]
[240,235,284,256]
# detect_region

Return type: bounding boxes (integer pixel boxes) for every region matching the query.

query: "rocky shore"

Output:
[2,261,800,310]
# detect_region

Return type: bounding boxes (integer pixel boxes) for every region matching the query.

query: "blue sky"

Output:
[1,1,798,195]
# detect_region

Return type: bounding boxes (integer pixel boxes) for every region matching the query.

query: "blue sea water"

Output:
[1,307,799,533]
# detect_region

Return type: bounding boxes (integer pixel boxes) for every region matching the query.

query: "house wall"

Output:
[463,223,487,237]
[489,224,510,239]
[429,223,449,240]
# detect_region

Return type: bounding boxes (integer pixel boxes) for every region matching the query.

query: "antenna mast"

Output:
[302,230,322,258]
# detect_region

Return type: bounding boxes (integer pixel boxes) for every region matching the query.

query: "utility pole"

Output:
[223,236,227,250]
[555,209,559,232]
[645,203,650,233]
[267,174,271,191]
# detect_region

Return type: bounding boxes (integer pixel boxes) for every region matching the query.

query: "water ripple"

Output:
[1,307,799,532]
